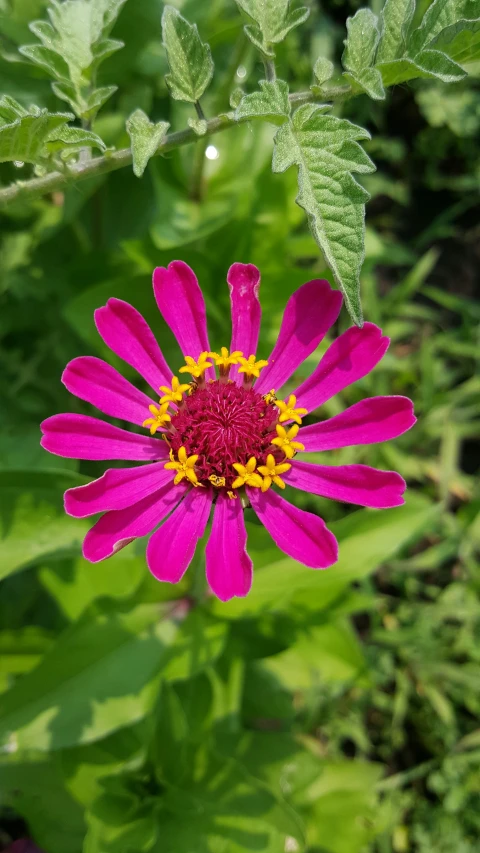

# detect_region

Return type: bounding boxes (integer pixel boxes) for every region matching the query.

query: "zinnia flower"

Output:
[40,262,415,601]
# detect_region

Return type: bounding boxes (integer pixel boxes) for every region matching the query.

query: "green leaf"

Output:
[235,79,290,124]
[126,109,170,177]
[378,51,466,84]
[313,56,335,85]
[0,95,29,124]
[409,0,480,54]
[0,110,73,164]
[161,5,214,103]
[343,9,381,73]
[19,43,70,80]
[187,116,208,135]
[45,124,107,156]
[235,0,309,54]
[429,18,480,63]
[376,0,416,62]
[0,605,226,751]
[414,47,467,79]
[345,67,386,99]
[0,470,87,581]
[272,103,375,325]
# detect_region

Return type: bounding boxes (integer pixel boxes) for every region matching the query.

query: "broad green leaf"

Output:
[376,0,416,62]
[52,80,118,120]
[272,103,375,325]
[0,110,72,164]
[235,79,290,124]
[0,605,226,751]
[161,5,214,103]
[429,18,480,63]
[344,66,386,99]
[45,124,106,156]
[313,56,335,84]
[0,95,29,123]
[0,470,87,581]
[235,0,309,54]
[126,108,170,177]
[19,43,70,80]
[378,52,465,84]
[409,0,480,54]
[45,0,95,87]
[343,9,381,73]
[414,47,467,79]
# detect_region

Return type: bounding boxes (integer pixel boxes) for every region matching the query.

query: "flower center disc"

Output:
[168,380,279,489]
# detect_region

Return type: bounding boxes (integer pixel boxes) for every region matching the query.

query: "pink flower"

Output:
[40,261,415,602]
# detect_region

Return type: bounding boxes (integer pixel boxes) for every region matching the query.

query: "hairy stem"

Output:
[263,57,276,81]
[0,86,352,208]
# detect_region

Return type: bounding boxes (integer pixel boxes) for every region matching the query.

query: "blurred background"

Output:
[0,0,479,851]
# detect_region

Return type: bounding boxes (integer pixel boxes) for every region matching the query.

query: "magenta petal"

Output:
[65,462,172,518]
[62,356,153,426]
[94,298,172,393]
[83,482,186,562]
[206,492,253,601]
[299,396,416,452]
[153,261,213,376]
[227,262,261,384]
[40,414,167,461]
[146,487,212,584]
[255,279,342,395]
[247,488,338,569]
[293,322,389,412]
[287,460,406,508]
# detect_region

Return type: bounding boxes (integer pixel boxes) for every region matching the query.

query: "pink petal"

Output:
[255,279,342,395]
[94,298,172,393]
[287,460,406,508]
[40,414,167,461]
[146,487,212,584]
[247,488,338,569]
[299,396,416,451]
[83,482,186,562]
[153,261,214,376]
[227,262,261,384]
[62,357,153,426]
[293,322,389,412]
[65,462,172,518]
[205,492,253,601]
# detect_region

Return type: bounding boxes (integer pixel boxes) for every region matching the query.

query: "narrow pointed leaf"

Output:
[162,5,214,103]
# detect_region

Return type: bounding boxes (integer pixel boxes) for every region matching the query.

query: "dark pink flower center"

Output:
[168,380,281,489]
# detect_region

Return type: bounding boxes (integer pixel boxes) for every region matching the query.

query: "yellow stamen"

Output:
[227,490,237,500]
[231,456,263,489]
[237,354,268,380]
[258,454,291,491]
[271,424,305,459]
[208,474,226,488]
[275,394,308,425]
[179,352,213,379]
[262,389,277,404]
[164,446,200,486]
[142,403,171,436]
[209,347,243,373]
[159,375,190,405]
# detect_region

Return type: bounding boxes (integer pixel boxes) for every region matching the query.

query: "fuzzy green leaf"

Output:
[313,56,335,85]
[45,125,107,156]
[409,0,480,54]
[273,104,375,325]
[235,79,290,124]
[376,0,416,62]
[19,44,70,80]
[414,47,467,79]
[343,9,381,73]
[187,117,208,135]
[346,67,386,99]
[126,109,170,177]
[161,5,214,103]
[429,18,480,63]
[0,110,73,164]
[235,0,309,54]
[0,95,30,124]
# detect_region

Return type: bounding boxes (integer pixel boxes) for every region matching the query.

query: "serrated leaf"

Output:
[0,111,73,164]
[235,79,290,124]
[126,109,170,177]
[187,117,208,135]
[429,18,480,63]
[343,9,381,73]
[409,0,480,54]
[45,125,107,156]
[314,56,335,84]
[19,44,70,80]
[376,0,416,62]
[235,0,309,52]
[345,67,386,99]
[46,0,95,87]
[162,5,214,103]
[272,104,375,325]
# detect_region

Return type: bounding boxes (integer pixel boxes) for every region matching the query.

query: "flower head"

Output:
[42,260,415,602]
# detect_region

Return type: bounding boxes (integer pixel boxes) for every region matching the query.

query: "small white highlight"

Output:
[13,161,24,168]
[205,145,219,160]
[285,837,300,852]
[236,65,247,79]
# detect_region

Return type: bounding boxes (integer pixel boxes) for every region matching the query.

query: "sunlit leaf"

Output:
[126,109,170,177]
[161,5,214,103]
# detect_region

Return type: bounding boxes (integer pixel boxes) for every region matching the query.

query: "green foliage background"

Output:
[0,0,479,851]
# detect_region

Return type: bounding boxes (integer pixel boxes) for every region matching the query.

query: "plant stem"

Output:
[0,87,352,209]
[264,57,276,81]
